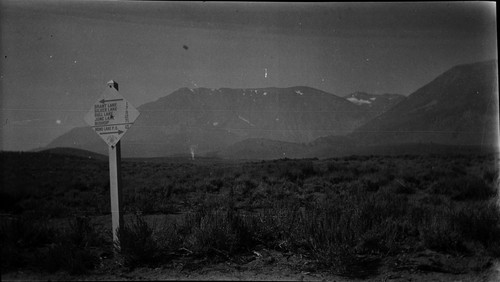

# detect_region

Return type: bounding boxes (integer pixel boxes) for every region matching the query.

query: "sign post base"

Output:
[109,141,123,252]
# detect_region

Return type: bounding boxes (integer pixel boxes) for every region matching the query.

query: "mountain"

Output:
[351,60,499,147]
[46,61,498,159]
[46,86,373,157]
[344,92,406,117]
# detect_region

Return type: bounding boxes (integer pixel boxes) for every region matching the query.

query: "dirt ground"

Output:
[2,265,498,281]
[3,253,499,281]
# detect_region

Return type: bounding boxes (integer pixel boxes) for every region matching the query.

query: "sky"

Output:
[0,1,497,151]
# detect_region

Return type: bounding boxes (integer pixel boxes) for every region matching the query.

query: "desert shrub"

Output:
[381,179,416,194]
[430,175,495,200]
[65,216,105,248]
[483,168,499,184]
[418,200,500,255]
[277,160,315,182]
[127,184,179,214]
[361,174,391,192]
[196,180,219,194]
[208,178,224,191]
[453,202,500,253]
[266,191,411,277]
[0,215,55,250]
[182,205,255,259]
[420,165,459,184]
[357,160,380,174]
[42,199,73,218]
[293,196,391,277]
[1,216,104,274]
[280,185,492,276]
[327,169,357,184]
[274,181,300,200]
[234,176,258,196]
[0,216,56,271]
[247,200,303,251]
[246,182,273,208]
[326,161,340,173]
[115,214,185,269]
[155,220,183,256]
[221,176,236,188]
[40,216,103,274]
[130,191,157,214]
[117,214,162,268]
[303,177,327,193]
[419,209,469,254]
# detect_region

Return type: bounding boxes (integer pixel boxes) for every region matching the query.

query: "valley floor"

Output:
[2,152,499,281]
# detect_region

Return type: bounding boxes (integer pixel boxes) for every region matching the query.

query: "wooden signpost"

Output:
[84,80,140,250]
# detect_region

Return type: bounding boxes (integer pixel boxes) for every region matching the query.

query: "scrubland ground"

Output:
[1,152,499,281]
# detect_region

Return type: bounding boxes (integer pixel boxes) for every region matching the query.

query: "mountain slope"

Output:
[351,60,499,146]
[219,61,498,160]
[46,86,371,157]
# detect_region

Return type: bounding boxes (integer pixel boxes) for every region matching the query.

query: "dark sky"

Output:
[0,1,497,151]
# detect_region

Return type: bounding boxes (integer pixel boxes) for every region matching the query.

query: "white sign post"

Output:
[84,80,140,251]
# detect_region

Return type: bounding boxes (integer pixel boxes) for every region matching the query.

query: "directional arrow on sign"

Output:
[99,98,123,104]
[100,130,124,135]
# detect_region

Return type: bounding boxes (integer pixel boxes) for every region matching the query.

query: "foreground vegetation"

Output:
[1,151,499,277]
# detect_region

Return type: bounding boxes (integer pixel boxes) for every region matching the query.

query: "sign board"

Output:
[84,85,140,147]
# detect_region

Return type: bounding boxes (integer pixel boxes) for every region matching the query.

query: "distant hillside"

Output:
[38,147,108,161]
[351,60,499,147]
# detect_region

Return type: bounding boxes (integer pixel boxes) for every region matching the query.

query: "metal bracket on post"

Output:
[107,80,119,91]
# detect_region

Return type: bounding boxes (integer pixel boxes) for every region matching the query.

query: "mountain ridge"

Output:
[46,86,393,157]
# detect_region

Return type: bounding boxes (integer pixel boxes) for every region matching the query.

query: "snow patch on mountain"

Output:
[347,97,372,105]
